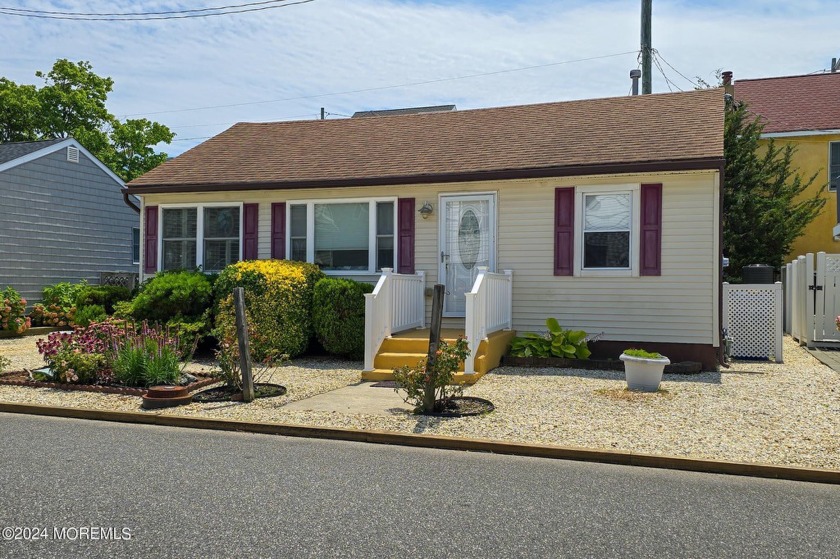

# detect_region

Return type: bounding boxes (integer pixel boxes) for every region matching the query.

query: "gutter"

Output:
[125,157,726,195]
[122,189,140,213]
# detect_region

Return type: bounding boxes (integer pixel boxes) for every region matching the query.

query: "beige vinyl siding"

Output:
[141,169,719,346]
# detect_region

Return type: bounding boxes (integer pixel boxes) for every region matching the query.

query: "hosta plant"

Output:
[509,318,591,359]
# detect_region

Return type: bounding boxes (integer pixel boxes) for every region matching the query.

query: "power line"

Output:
[0,0,314,21]
[651,51,682,92]
[652,49,700,89]
[1,0,294,16]
[123,50,639,117]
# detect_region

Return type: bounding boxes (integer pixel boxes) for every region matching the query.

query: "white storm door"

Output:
[439,194,496,317]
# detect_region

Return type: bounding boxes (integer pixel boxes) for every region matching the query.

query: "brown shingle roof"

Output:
[128,88,724,193]
[735,73,840,134]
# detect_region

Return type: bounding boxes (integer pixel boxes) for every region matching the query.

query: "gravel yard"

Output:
[1,335,838,470]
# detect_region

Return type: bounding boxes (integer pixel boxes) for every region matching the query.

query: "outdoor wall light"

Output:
[418,201,434,219]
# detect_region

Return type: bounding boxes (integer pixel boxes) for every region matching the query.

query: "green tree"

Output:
[723,98,825,281]
[0,59,173,181]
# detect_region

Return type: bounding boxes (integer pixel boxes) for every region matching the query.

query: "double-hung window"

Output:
[160,205,241,272]
[574,184,641,276]
[287,199,396,273]
[830,141,840,192]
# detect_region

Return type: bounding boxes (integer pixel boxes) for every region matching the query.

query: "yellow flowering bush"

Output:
[214,259,324,360]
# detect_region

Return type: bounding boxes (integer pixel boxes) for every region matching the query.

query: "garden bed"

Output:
[0,370,217,397]
[502,355,703,374]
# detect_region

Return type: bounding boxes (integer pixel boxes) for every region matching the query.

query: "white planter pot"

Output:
[619,353,670,392]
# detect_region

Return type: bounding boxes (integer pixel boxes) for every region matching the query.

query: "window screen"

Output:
[582,193,631,269]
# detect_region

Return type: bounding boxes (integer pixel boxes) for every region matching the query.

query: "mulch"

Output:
[0,371,218,397]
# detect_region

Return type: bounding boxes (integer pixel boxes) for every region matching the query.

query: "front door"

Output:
[439,194,496,317]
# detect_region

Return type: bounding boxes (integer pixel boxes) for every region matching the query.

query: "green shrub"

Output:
[312,278,373,359]
[1,286,30,334]
[393,337,470,413]
[214,260,324,361]
[29,281,90,327]
[128,270,214,323]
[73,304,107,327]
[75,285,132,314]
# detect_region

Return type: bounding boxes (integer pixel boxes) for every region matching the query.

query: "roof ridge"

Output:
[736,72,840,83]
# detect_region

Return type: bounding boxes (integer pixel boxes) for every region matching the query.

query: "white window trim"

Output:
[286,197,398,275]
[573,184,641,278]
[157,202,243,272]
[829,141,840,193]
[132,227,140,265]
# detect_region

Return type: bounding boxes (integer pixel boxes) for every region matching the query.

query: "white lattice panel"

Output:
[723,283,783,361]
[825,255,840,274]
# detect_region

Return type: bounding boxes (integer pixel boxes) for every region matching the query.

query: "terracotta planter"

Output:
[619,353,670,392]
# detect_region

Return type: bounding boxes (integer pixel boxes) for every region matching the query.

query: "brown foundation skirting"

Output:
[587,341,719,371]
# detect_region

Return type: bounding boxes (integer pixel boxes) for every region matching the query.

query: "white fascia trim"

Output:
[0,138,126,187]
[761,129,840,139]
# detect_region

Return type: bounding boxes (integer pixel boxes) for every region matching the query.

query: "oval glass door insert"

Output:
[458,209,481,270]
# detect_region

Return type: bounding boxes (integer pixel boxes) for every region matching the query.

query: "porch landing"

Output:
[362,328,516,385]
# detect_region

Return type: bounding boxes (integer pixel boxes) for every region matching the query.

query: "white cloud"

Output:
[2,0,837,156]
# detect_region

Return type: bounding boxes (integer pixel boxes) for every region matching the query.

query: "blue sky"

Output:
[2,0,837,156]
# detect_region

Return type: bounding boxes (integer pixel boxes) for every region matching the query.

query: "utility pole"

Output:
[320,107,325,120]
[641,0,652,94]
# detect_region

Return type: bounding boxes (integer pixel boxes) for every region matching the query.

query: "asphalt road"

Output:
[0,413,838,559]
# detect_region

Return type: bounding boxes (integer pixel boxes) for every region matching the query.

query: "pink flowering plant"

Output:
[36,320,193,386]
[393,336,470,413]
[0,287,31,335]
[835,316,840,331]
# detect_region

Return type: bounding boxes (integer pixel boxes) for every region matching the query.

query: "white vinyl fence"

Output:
[785,252,840,347]
[723,282,783,362]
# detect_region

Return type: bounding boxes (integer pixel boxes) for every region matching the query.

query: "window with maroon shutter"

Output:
[640,183,663,276]
[397,198,415,274]
[144,205,158,273]
[554,188,574,276]
[242,203,258,260]
[271,202,286,259]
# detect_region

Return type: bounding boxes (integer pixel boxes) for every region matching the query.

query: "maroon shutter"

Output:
[271,202,286,259]
[397,198,415,274]
[640,183,663,276]
[242,203,258,260]
[554,187,575,276]
[144,206,158,274]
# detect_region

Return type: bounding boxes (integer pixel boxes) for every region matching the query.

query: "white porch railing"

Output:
[363,268,425,371]
[464,267,513,374]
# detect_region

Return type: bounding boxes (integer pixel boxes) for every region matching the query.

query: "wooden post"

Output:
[233,287,255,403]
[424,284,445,412]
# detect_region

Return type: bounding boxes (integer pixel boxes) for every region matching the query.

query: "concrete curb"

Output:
[1,401,838,485]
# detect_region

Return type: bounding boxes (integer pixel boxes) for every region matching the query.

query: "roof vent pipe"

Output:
[722,70,734,96]
[630,69,641,95]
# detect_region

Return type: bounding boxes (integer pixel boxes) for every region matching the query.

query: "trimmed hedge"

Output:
[313,278,373,359]
[214,260,324,361]
[128,270,214,323]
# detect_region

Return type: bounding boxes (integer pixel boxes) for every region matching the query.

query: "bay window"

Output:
[288,199,396,273]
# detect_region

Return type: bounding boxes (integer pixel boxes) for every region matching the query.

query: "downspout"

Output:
[122,189,140,213]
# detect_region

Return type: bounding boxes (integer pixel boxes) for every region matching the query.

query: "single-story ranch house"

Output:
[126,88,725,373]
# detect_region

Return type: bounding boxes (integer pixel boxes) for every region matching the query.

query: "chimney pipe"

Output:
[722,70,734,96]
[832,58,838,73]
[630,69,641,95]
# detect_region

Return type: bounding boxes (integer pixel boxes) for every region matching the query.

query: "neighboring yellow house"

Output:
[735,72,840,260]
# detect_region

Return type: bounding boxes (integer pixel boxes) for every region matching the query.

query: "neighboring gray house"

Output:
[0,138,139,302]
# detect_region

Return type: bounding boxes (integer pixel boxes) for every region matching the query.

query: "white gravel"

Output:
[1,335,837,470]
